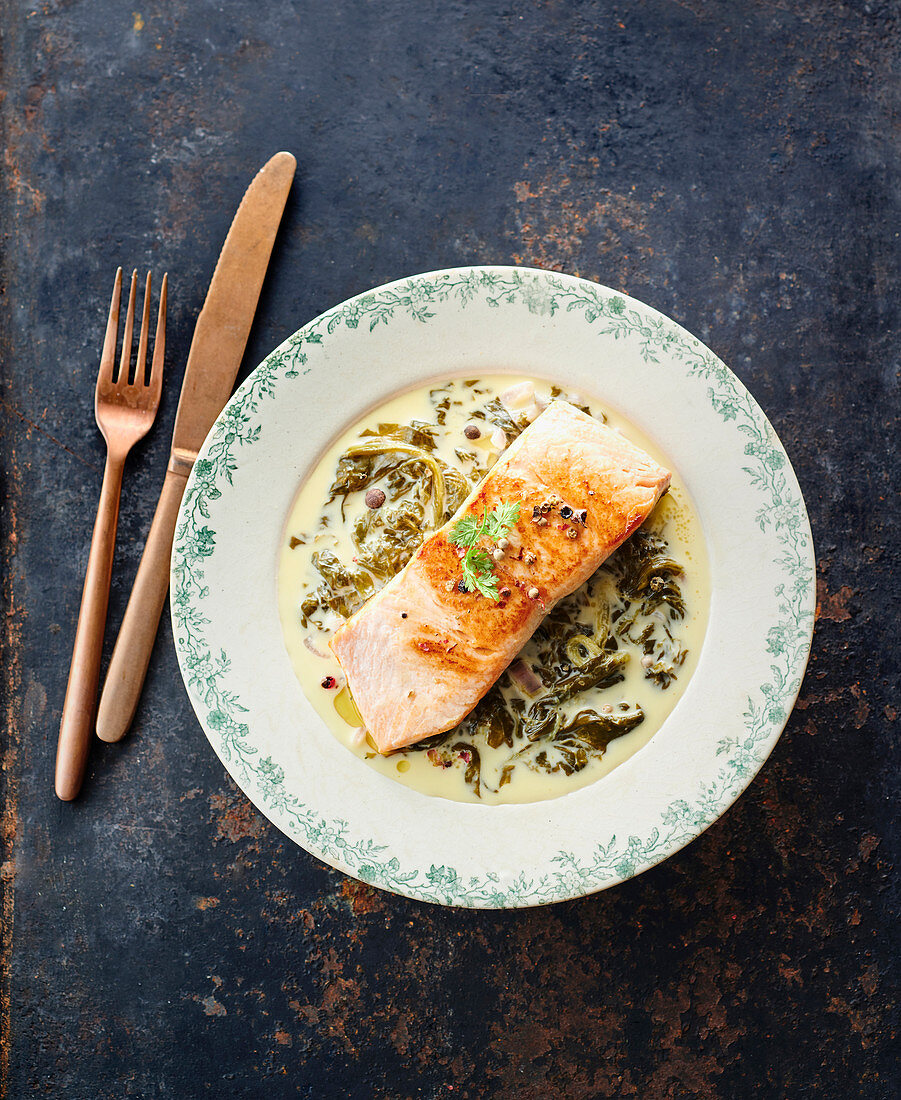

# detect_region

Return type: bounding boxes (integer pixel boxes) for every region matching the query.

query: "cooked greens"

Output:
[501,707,646,787]
[520,650,630,742]
[405,643,646,796]
[332,440,447,526]
[309,549,375,620]
[604,529,687,688]
[482,397,529,441]
[353,499,425,580]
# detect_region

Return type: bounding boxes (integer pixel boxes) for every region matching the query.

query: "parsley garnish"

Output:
[450,501,520,601]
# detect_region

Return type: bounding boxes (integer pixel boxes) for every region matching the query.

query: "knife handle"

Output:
[95,466,189,743]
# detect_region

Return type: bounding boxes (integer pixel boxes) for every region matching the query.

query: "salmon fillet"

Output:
[330,400,671,752]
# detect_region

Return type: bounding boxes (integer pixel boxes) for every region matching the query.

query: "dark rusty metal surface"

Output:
[1,1,898,1096]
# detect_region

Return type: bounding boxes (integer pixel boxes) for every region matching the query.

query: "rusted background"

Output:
[1,1,898,1096]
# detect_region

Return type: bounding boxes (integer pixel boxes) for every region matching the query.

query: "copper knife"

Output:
[95,151,296,743]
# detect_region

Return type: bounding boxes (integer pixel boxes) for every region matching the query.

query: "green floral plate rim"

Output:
[171,265,815,908]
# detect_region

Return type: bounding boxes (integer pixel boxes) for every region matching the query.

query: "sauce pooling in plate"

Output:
[277,376,710,804]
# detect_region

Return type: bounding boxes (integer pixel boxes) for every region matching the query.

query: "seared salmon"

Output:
[330,400,671,752]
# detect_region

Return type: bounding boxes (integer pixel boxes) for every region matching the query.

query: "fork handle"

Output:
[95,466,189,743]
[56,451,127,800]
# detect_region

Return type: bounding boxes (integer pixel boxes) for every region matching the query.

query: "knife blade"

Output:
[95,151,296,743]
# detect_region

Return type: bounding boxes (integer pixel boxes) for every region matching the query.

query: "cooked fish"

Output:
[330,400,671,752]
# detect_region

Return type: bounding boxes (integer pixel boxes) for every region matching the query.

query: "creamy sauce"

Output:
[277,376,710,804]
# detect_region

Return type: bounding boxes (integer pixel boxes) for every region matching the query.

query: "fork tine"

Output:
[134,271,152,387]
[117,269,138,383]
[99,268,122,381]
[148,273,167,401]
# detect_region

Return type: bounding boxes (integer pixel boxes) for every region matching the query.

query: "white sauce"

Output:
[277,376,710,804]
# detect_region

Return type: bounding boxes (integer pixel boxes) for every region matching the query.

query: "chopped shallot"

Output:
[303,636,330,659]
[500,381,535,409]
[490,426,508,450]
[508,658,542,696]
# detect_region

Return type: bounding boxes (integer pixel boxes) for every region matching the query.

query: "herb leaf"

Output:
[485,500,520,540]
[461,548,499,600]
[450,512,485,548]
[450,501,520,601]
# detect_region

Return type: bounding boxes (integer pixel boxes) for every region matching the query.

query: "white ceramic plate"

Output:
[171,266,815,908]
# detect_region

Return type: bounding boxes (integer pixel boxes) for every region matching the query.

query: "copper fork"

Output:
[55,268,167,801]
